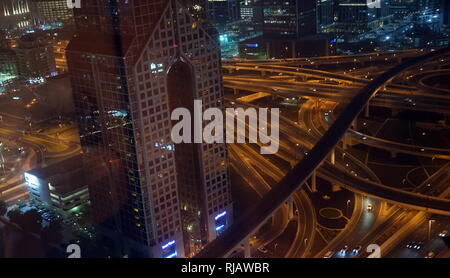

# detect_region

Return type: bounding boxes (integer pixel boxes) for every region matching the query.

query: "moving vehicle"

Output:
[352,245,362,254]
[257,247,268,254]
[323,251,334,258]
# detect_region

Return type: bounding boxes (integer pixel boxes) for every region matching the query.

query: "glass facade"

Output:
[67,0,232,258]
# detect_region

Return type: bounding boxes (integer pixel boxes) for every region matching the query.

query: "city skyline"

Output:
[0,0,449,260]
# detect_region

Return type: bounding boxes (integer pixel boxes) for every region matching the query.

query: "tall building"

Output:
[262,0,300,37]
[388,0,418,19]
[442,0,450,28]
[67,0,232,258]
[0,48,18,78]
[317,0,390,36]
[29,0,74,25]
[260,0,317,38]
[0,0,31,30]
[15,33,56,79]
[207,0,240,27]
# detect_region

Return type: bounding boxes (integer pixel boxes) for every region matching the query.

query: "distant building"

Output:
[15,33,56,79]
[240,0,263,22]
[0,30,9,48]
[388,0,418,19]
[239,34,336,59]
[0,0,31,30]
[317,0,391,36]
[207,0,240,27]
[262,0,300,37]
[239,0,317,39]
[441,0,450,28]
[25,155,90,217]
[29,0,73,25]
[52,39,68,72]
[0,48,18,77]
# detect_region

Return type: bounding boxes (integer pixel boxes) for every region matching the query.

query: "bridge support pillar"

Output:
[311,170,317,192]
[391,151,397,159]
[243,238,251,258]
[365,104,370,118]
[342,134,357,150]
[330,149,336,165]
[352,119,358,130]
[261,71,266,77]
[287,198,295,220]
[233,88,239,95]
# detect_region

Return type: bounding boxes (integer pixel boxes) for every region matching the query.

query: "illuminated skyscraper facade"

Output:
[29,0,73,24]
[0,0,31,30]
[67,0,232,258]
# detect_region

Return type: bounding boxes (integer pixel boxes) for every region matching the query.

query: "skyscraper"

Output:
[207,0,240,27]
[15,33,56,79]
[67,0,232,258]
[260,0,317,38]
[29,0,74,25]
[262,0,300,37]
[317,0,389,36]
[0,0,31,30]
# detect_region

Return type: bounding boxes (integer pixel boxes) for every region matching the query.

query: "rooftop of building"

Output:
[27,155,83,180]
[26,155,88,195]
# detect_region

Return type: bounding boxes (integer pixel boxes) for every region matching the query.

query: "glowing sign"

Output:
[162,240,176,250]
[215,211,227,221]
[164,252,177,258]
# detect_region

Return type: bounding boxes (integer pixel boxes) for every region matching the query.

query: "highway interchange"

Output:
[1,47,449,259]
[198,47,450,258]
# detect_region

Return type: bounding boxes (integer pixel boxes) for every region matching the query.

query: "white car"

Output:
[352,245,362,254]
[257,247,268,254]
[340,245,349,255]
[439,230,448,237]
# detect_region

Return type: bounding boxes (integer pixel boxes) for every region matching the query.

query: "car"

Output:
[340,245,349,255]
[257,247,268,254]
[425,252,435,258]
[352,245,362,254]
[323,251,334,258]
[367,203,373,212]
[406,242,423,250]
[438,230,448,237]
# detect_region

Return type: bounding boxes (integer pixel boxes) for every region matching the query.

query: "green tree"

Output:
[41,218,64,245]
[6,209,22,223]
[16,210,42,234]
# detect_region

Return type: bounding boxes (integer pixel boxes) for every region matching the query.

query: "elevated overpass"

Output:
[196,47,450,258]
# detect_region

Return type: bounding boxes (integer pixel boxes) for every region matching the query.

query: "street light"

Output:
[428,219,435,240]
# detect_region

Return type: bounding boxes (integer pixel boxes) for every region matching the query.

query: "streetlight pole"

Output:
[428,219,435,240]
